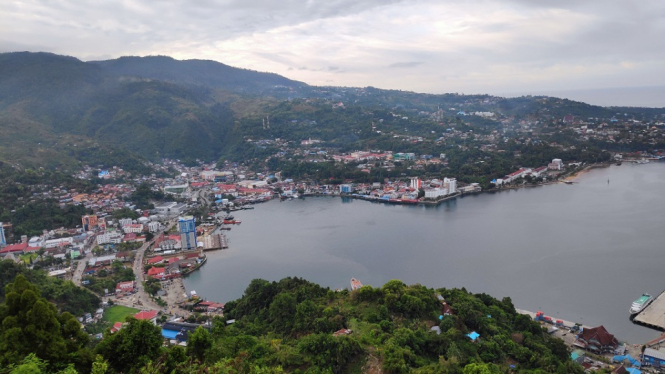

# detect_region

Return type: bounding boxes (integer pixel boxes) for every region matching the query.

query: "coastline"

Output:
[561,163,610,183]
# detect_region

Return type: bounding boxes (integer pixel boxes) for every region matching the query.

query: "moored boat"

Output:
[630,293,653,315]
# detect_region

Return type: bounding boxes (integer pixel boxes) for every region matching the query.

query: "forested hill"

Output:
[2,51,664,168]
[0,267,583,373]
[92,55,307,95]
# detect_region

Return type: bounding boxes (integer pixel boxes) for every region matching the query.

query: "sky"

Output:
[2,0,665,103]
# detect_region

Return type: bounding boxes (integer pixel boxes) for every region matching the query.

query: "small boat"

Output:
[223,214,234,220]
[350,278,363,290]
[222,219,242,225]
[630,293,653,315]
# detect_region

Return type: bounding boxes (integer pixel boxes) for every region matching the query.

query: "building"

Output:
[548,158,564,171]
[179,216,197,250]
[133,310,158,325]
[97,230,122,245]
[122,224,144,234]
[115,281,136,295]
[444,177,457,194]
[410,178,421,190]
[148,221,161,232]
[81,215,98,231]
[155,202,187,217]
[424,188,447,199]
[118,218,133,227]
[574,325,619,353]
[339,184,353,193]
[0,222,5,246]
[643,348,665,367]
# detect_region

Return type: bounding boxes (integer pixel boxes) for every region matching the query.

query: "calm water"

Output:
[185,163,665,343]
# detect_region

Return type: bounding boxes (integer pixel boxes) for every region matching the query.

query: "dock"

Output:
[633,290,665,330]
[515,309,590,330]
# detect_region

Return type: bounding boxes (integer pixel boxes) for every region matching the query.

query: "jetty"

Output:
[516,309,590,330]
[633,290,665,330]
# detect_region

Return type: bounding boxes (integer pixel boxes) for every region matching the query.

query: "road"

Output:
[72,237,96,286]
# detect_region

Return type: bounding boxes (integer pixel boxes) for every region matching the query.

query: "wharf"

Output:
[633,290,665,330]
[515,309,590,330]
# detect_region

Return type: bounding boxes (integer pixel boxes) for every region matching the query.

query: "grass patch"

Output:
[102,305,139,324]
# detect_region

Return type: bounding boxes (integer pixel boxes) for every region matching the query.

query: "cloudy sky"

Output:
[3,0,665,100]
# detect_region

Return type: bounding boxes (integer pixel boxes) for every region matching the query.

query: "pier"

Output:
[515,309,590,330]
[633,290,665,330]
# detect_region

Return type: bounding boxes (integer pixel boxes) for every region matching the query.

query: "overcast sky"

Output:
[3,0,665,99]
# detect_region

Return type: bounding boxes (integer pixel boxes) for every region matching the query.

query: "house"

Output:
[146,255,164,265]
[110,322,124,334]
[643,348,665,368]
[162,321,210,342]
[574,325,619,353]
[133,310,158,325]
[115,281,135,295]
[333,328,352,337]
[147,267,165,279]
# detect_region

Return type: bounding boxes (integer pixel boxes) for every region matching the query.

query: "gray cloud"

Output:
[1,0,664,94]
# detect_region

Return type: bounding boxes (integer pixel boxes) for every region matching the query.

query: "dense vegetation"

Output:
[0,261,99,320]
[2,52,663,170]
[0,266,582,373]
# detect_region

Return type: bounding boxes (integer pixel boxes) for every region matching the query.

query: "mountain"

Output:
[1,52,664,169]
[91,55,307,95]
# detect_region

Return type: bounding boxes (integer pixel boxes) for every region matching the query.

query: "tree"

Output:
[187,326,213,363]
[0,275,90,371]
[94,317,163,373]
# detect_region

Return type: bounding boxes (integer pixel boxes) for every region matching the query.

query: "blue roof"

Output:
[627,368,641,374]
[467,331,480,341]
[162,328,179,339]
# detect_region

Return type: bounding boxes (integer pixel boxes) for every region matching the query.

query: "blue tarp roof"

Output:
[162,329,179,339]
[627,368,641,374]
[467,331,480,341]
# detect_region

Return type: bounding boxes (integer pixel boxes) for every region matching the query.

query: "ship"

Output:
[630,293,653,315]
[350,278,363,291]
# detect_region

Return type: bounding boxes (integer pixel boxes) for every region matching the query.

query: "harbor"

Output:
[633,290,665,331]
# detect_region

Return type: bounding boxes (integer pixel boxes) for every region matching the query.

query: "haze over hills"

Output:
[1,51,664,170]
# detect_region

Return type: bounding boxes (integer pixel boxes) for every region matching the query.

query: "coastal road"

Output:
[126,220,177,311]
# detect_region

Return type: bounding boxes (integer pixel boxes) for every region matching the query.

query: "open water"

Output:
[185,162,665,343]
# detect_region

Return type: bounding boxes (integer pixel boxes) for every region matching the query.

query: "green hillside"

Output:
[0,267,583,373]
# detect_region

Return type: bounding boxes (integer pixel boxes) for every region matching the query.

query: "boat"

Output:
[630,293,653,315]
[350,278,363,290]
[222,219,242,225]
[223,214,234,220]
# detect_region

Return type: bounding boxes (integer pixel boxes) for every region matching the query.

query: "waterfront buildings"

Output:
[179,216,197,250]
[574,325,619,353]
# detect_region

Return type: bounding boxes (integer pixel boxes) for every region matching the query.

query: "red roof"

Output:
[578,325,619,348]
[146,255,164,264]
[147,267,165,276]
[133,310,158,320]
[0,242,28,253]
[110,322,123,333]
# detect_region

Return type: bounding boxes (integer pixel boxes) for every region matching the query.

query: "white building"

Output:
[43,237,74,249]
[424,188,448,199]
[444,177,457,194]
[97,231,123,245]
[118,218,133,227]
[122,224,144,234]
[410,178,421,190]
[148,221,161,233]
[548,158,564,171]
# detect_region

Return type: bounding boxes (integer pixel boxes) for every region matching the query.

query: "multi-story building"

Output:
[0,222,5,247]
[122,224,144,234]
[179,216,197,250]
[148,221,161,233]
[444,177,457,194]
[97,230,123,245]
[118,218,133,227]
[81,215,98,231]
